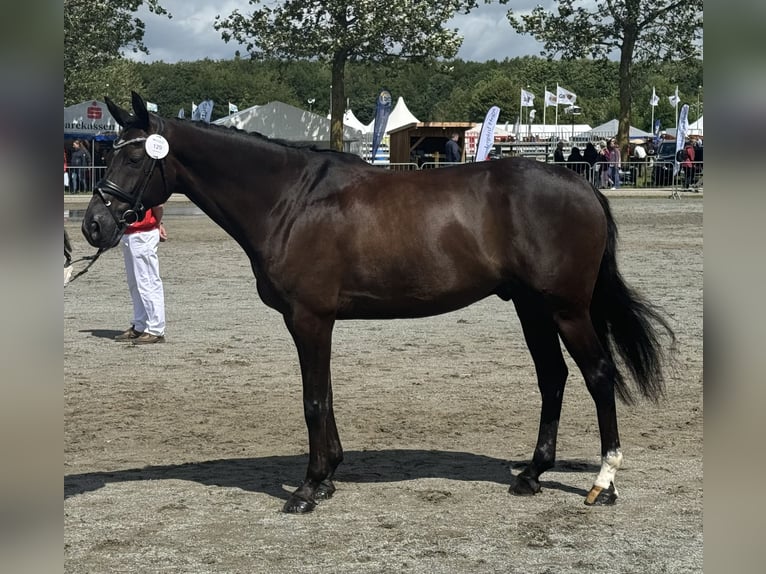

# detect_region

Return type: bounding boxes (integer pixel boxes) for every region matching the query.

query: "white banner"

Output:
[674,104,689,175]
[475,105,500,162]
[544,90,558,107]
[556,85,577,105]
[521,89,535,107]
[650,87,660,107]
[193,99,214,123]
[669,86,680,107]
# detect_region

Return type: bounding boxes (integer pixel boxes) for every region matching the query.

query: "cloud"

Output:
[128,1,548,64]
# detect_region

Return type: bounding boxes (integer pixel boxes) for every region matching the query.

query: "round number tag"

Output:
[145,134,170,159]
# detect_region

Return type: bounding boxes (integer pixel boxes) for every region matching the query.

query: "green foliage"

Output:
[61,0,703,139]
[215,0,492,150]
[64,0,170,105]
[507,0,703,150]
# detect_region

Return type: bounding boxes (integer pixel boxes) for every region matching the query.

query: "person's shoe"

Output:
[115,326,143,341]
[132,333,165,345]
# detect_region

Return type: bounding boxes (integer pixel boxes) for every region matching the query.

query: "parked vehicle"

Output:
[651,140,704,187]
[651,141,678,186]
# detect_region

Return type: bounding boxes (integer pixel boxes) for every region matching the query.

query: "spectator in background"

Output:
[598,141,611,188]
[583,142,600,185]
[553,140,565,163]
[632,141,648,178]
[445,132,461,163]
[680,138,696,191]
[69,139,91,193]
[607,138,621,189]
[566,146,586,176]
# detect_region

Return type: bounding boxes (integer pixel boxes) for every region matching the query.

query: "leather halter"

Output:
[93,118,168,227]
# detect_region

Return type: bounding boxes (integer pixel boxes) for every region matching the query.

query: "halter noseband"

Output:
[94,121,168,227]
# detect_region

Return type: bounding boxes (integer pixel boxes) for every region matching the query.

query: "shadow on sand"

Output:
[65,449,596,502]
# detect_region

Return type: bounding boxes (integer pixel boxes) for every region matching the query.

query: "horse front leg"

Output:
[282,308,343,514]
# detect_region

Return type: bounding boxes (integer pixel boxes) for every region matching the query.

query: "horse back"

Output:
[262,157,606,318]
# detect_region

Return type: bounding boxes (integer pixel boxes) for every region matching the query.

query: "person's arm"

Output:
[154,204,167,241]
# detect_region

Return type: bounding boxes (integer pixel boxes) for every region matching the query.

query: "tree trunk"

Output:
[330,55,346,152]
[617,46,633,161]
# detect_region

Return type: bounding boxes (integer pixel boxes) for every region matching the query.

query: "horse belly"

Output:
[335,255,501,320]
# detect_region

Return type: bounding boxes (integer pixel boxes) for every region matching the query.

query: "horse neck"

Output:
[168,121,305,249]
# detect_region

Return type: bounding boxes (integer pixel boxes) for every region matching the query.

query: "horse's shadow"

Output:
[64,449,595,502]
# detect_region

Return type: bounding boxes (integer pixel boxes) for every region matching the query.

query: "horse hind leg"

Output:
[555,307,621,506]
[509,292,569,497]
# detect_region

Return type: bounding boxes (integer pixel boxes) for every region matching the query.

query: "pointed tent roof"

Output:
[213,101,362,144]
[64,100,120,140]
[343,109,370,134]
[385,96,419,133]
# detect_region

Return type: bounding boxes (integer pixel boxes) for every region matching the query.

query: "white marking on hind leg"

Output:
[594,448,623,489]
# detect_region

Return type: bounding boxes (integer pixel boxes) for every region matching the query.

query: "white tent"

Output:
[688,115,703,136]
[64,100,119,140]
[343,109,370,134]
[214,101,363,153]
[577,119,653,140]
[363,96,420,134]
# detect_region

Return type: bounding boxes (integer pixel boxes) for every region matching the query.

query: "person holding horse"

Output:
[114,206,168,344]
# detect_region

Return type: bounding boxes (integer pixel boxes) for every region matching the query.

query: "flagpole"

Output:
[555,84,559,141]
[543,85,547,127]
[650,87,655,135]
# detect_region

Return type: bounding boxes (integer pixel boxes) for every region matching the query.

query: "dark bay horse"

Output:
[82,92,674,513]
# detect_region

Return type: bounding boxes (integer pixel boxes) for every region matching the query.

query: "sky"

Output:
[127,1,549,64]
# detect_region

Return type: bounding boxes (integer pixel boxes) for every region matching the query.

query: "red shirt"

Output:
[125,208,160,234]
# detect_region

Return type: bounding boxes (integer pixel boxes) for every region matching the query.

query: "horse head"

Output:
[82,91,175,249]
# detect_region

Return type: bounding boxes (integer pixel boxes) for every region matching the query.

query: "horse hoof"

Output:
[315,480,336,501]
[584,482,618,506]
[282,497,316,514]
[508,475,541,496]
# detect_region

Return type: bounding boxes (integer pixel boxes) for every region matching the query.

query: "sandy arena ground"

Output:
[65,195,703,573]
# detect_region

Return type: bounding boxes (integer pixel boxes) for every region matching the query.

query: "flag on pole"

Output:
[544,90,558,107]
[673,104,689,176]
[520,89,535,107]
[146,102,158,112]
[475,105,500,162]
[177,108,185,119]
[370,88,393,161]
[556,85,577,105]
[653,119,661,147]
[193,99,214,123]
[650,87,660,107]
[668,86,680,107]
[228,102,239,114]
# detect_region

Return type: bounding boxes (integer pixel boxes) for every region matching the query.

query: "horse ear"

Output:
[105,96,132,128]
[130,91,150,128]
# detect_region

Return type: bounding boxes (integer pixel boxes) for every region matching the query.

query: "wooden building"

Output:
[388,121,475,165]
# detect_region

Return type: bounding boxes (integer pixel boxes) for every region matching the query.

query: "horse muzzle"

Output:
[81,212,124,250]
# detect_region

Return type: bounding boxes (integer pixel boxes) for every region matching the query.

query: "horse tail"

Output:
[590,188,676,404]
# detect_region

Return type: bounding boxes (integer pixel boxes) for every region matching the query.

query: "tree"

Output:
[215,0,493,151]
[64,0,169,104]
[507,0,703,154]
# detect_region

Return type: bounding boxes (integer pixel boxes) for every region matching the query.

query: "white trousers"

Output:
[121,229,165,336]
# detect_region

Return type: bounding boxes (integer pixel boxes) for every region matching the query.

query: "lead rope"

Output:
[65,248,105,286]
